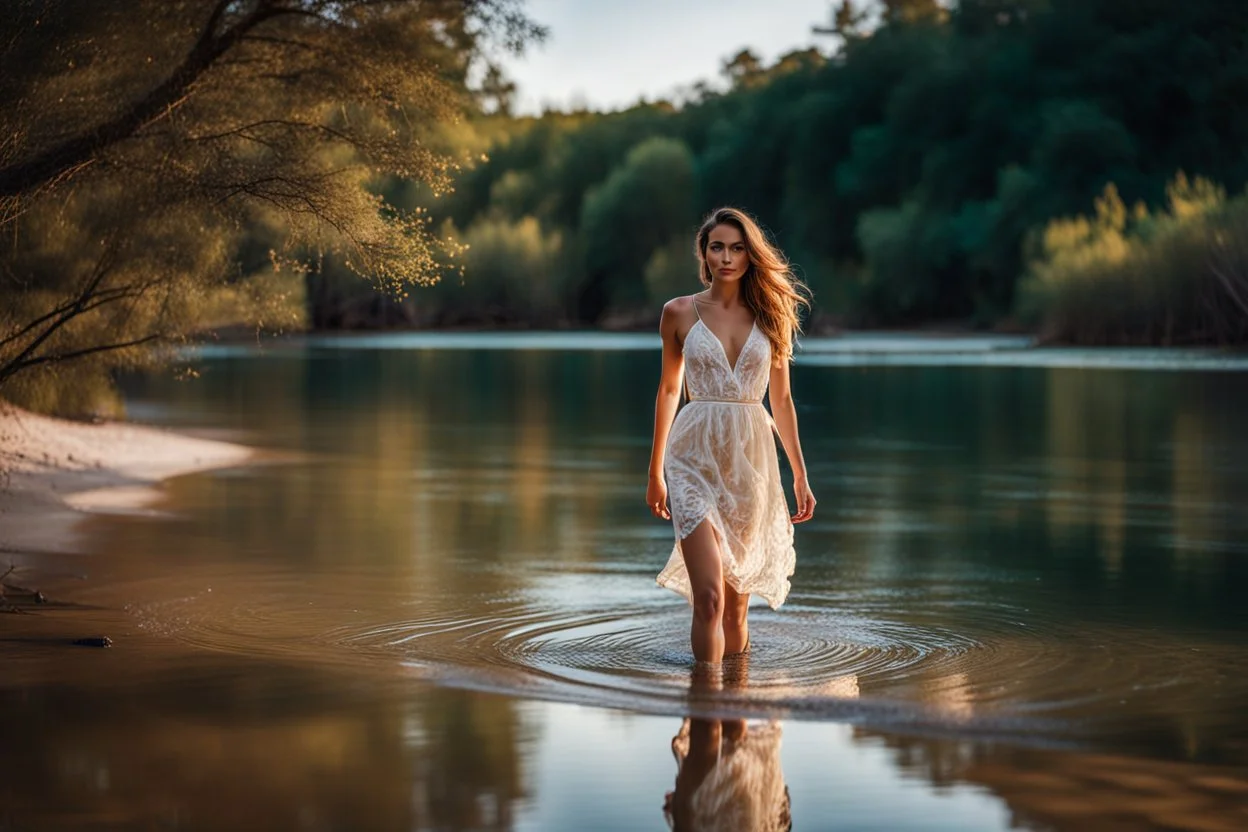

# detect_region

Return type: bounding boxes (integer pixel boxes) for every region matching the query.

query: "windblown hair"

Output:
[695,207,811,364]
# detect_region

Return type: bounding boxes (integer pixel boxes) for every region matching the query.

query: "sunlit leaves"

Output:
[0,0,541,412]
[1019,174,1248,344]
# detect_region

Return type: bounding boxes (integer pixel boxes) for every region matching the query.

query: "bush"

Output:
[1017,174,1248,345]
[420,217,566,326]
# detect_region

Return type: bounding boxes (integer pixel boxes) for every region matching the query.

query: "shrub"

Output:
[1017,174,1248,345]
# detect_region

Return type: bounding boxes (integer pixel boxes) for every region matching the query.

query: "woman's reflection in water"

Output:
[663,655,792,832]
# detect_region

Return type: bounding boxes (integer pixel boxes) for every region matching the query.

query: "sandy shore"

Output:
[0,402,255,593]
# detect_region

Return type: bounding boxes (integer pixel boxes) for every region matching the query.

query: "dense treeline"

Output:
[331,0,1248,337]
[3,1,1246,418]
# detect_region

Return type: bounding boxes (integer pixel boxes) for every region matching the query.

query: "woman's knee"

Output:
[693,586,723,623]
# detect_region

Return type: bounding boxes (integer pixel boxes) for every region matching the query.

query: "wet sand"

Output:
[0,402,255,607]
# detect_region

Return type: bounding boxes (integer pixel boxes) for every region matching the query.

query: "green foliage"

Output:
[644,236,700,306]
[579,137,696,319]
[0,183,307,415]
[399,0,1248,339]
[0,0,542,414]
[431,216,567,325]
[1018,174,1248,345]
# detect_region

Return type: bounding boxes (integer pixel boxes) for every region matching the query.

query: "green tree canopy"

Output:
[578,137,696,320]
[407,0,1248,333]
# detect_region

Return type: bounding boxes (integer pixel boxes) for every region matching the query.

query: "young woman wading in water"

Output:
[648,207,816,665]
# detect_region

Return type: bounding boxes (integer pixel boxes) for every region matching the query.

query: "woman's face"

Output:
[705,223,749,284]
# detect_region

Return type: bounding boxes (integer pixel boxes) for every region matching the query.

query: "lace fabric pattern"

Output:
[657,316,797,609]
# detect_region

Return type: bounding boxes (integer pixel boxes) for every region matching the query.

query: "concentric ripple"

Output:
[109,558,1248,742]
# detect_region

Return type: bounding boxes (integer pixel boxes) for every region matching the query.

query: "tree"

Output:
[578,137,696,321]
[0,0,542,413]
[478,63,519,116]
[255,0,1248,340]
[880,0,946,26]
[812,1,870,42]
[722,49,766,89]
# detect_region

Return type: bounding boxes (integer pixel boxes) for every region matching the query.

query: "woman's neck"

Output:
[702,279,743,308]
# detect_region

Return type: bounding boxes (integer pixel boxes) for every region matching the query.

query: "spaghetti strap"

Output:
[683,296,702,404]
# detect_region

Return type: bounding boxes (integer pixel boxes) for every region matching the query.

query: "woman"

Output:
[647,207,815,664]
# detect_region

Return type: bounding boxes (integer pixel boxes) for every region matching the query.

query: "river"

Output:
[4,333,1247,830]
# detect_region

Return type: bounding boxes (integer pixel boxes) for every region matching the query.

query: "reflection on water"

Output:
[665,718,789,832]
[4,336,1247,829]
[111,348,1248,748]
[665,658,790,832]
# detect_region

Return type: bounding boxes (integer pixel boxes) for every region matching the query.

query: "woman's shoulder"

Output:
[662,294,698,314]
[660,295,700,339]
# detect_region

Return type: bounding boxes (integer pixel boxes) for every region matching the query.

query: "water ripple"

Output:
[114,561,1247,742]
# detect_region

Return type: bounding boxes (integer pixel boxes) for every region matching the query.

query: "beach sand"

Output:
[0,402,255,607]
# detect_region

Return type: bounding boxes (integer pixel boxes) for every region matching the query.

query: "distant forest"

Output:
[313,0,1248,340]
[3,1,1246,416]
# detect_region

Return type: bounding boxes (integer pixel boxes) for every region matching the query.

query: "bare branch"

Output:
[0,334,164,384]
[0,247,122,375]
[0,282,148,352]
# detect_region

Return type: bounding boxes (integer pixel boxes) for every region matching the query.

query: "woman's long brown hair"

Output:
[695,207,811,364]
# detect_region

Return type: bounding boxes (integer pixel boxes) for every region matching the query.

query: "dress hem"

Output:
[657,513,792,610]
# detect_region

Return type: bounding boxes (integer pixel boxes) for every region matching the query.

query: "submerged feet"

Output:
[689,647,751,691]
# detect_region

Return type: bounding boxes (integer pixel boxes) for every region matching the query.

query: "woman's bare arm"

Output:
[646,299,687,519]
[769,358,816,522]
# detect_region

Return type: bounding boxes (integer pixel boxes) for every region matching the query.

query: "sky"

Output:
[498,0,836,114]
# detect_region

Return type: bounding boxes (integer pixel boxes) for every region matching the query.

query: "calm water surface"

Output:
[4,333,1248,831]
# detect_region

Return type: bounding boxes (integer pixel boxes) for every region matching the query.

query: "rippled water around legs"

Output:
[90,523,1248,755]
[6,343,1248,830]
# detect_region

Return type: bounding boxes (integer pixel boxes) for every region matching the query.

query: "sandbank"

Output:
[0,402,255,593]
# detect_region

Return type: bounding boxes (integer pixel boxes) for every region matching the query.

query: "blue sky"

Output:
[499,0,834,114]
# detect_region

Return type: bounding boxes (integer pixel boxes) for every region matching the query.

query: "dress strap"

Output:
[682,296,702,405]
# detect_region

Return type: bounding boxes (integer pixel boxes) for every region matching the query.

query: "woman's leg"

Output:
[680,519,725,663]
[722,581,750,656]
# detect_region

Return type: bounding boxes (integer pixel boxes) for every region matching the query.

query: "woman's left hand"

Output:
[791,477,816,523]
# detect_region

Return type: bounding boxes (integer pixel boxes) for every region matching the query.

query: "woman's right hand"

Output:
[647,474,671,520]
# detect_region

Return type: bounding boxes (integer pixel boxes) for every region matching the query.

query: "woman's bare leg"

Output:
[680,519,725,663]
[722,582,750,656]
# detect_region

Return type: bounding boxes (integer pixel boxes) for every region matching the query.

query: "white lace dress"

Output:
[657,312,796,609]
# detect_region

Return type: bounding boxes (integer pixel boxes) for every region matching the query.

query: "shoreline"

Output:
[0,402,257,602]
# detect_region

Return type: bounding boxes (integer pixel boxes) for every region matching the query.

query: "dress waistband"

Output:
[688,396,763,405]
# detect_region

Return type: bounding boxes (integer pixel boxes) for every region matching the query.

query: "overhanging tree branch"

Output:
[0,0,290,202]
[0,248,123,376]
[0,334,165,386]
[0,0,546,406]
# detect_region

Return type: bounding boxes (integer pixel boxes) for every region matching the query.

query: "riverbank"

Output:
[0,402,256,604]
